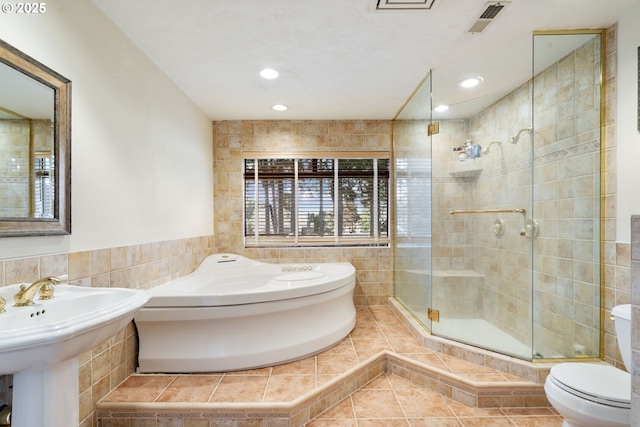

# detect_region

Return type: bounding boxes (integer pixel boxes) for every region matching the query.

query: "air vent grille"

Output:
[479,4,504,19]
[376,0,437,10]
[468,1,510,33]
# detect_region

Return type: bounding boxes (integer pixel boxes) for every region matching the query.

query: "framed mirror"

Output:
[0,39,71,237]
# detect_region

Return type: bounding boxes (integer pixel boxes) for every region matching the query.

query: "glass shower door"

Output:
[392,30,603,362]
[393,73,433,330]
[427,84,534,360]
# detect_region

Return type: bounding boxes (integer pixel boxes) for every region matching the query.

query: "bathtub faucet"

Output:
[13,276,63,307]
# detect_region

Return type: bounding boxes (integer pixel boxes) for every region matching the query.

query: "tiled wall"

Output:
[631,216,640,425]
[212,120,394,305]
[428,31,609,360]
[0,235,215,426]
[0,119,53,217]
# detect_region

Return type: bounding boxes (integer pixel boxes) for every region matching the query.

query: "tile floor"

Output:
[101,305,563,426]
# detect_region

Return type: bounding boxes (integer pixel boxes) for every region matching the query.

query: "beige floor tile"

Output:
[395,389,456,418]
[357,419,410,426]
[208,375,268,402]
[388,337,436,354]
[264,374,316,401]
[314,397,356,419]
[317,354,359,375]
[378,325,415,339]
[507,416,564,427]
[156,375,222,402]
[224,366,272,376]
[321,338,357,355]
[306,420,357,427]
[271,356,316,375]
[500,408,556,417]
[360,374,393,390]
[349,324,384,339]
[446,398,504,418]
[351,337,393,355]
[457,417,516,427]
[409,419,463,427]
[351,389,405,418]
[102,375,174,402]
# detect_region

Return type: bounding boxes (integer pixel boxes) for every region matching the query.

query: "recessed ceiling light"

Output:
[272,104,288,111]
[458,76,483,88]
[259,68,279,79]
[434,104,449,112]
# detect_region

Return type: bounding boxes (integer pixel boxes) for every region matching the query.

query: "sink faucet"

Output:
[13,276,63,307]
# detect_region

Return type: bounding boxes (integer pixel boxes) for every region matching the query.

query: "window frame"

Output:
[243,151,390,248]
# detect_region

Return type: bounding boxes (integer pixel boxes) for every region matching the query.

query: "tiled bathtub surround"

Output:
[97,305,553,426]
[0,235,215,427]
[213,120,394,305]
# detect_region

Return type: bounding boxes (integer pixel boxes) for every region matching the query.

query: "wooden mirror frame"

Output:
[0,39,71,237]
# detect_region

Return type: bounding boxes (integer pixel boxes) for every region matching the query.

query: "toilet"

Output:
[544,304,631,427]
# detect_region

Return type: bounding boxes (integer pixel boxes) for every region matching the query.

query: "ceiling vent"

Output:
[376,0,437,10]
[468,1,510,33]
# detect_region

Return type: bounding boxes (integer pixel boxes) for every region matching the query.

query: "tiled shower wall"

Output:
[0,235,215,426]
[0,119,53,217]
[430,28,620,360]
[212,120,394,305]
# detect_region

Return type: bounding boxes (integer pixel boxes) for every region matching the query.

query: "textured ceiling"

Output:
[91,0,640,120]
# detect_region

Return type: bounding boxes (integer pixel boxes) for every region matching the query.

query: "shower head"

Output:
[483,140,501,155]
[509,127,532,144]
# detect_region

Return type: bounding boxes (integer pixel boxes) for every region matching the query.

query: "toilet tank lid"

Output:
[612,304,631,320]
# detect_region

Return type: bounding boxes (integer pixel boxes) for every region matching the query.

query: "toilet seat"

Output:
[549,363,630,409]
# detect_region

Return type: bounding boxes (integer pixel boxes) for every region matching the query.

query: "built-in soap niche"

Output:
[448,157,484,177]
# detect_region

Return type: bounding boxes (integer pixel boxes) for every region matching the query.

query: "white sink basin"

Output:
[0,283,149,375]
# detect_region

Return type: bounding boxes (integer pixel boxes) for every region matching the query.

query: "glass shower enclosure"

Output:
[393,31,603,361]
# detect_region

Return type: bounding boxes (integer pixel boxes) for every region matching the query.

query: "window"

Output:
[33,153,54,218]
[244,152,389,247]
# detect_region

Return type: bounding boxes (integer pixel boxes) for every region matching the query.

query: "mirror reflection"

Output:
[0,61,55,218]
[0,39,71,237]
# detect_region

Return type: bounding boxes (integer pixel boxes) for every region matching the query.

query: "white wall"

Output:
[0,0,213,258]
[617,7,640,243]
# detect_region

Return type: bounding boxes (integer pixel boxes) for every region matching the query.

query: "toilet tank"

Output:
[612,304,631,370]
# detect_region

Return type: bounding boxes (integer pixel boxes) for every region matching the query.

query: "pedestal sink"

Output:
[0,283,149,427]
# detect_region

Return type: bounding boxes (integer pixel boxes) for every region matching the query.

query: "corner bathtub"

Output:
[135,253,356,373]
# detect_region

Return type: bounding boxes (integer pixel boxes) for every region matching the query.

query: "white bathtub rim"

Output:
[144,254,356,307]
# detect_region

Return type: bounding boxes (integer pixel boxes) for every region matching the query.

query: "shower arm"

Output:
[482,140,502,155]
[510,127,532,144]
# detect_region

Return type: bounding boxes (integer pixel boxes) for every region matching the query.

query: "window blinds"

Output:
[244,153,389,247]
